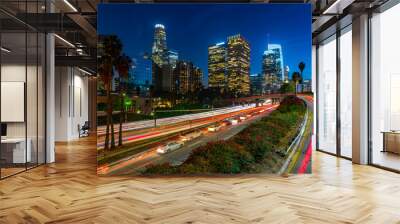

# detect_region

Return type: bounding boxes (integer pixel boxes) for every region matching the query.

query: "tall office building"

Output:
[262,44,284,93]
[152,24,168,93]
[161,64,176,93]
[208,42,227,91]
[152,24,167,67]
[226,34,250,96]
[151,24,180,96]
[175,61,191,94]
[191,66,203,93]
[250,73,263,95]
[262,51,275,93]
[284,65,290,83]
[268,44,284,81]
[168,50,179,68]
[174,61,203,94]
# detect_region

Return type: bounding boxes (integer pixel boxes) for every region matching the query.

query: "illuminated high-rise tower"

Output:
[262,44,284,93]
[174,61,203,94]
[226,34,250,96]
[191,66,203,93]
[267,44,284,81]
[250,73,263,96]
[284,65,290,83]
[262,50,275,93]
[151,24,170,94]
[168,50,179,68]
[175,61,192,94]
[208,42,227,91]
[152,24,167,67]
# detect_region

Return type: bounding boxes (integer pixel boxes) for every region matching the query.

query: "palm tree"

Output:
[102,35,122,149]
[298,62,305,79]
[98,55,113,151]
[292,72,302,95]
[115,54,132,146]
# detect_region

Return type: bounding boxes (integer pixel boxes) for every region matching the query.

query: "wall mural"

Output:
[97,3,313,176]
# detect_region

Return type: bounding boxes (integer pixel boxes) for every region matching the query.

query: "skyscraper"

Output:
[168,50,179,68]
[250,73,263,95]
[191,66,203,93]
[174,61,203,94]
[226,34,250,96]
[161,64,176,93]
[262,44,284,93]
[175,61,191,94]
[152,24,168,93]
[152,24,167,67]
[284,65,290,83]
[208,42,227,91]
[262,50,275,93]
[151,24,177,95]
[267,44,284,81]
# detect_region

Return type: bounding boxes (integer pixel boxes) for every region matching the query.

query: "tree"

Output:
[298,62,305,80]
[102,35,122,149]
[292,72,302,95]
[279,82,295,94]
[98,55,113,151]
[115,54,132,147]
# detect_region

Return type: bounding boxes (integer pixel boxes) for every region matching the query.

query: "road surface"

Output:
[97,103,273,148]
[289,95,313,174]
[97,104,257,136]
[98,104,278,175]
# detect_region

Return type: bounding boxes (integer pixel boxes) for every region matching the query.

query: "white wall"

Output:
[55,67,89,141]
[1,63,46,164]
[1,65,26,138]
[1,65,42,137]
[72,72,89,138]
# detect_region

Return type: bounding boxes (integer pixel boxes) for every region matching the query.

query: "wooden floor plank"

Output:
[0,136,399,223]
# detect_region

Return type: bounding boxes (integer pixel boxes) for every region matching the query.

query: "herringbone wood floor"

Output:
[1,136,400,224]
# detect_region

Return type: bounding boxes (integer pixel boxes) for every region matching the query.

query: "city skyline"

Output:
[98,4,311,86]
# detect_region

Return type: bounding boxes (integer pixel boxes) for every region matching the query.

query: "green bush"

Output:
[142,96,306,175]
[144,163,177,175]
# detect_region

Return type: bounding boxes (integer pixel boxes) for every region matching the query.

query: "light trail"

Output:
[97,104,273,148]
[297,139,312,174]
[97,104,257,135]
[97,104,279,175]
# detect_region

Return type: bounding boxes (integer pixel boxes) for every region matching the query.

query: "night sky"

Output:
[98,3,311,85]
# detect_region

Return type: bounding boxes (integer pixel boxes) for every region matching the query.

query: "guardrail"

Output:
[278,101,309,175]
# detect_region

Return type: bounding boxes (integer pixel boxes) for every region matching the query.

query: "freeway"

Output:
[292,95,314,173]
[97,104,278,175]
[286,95,314,174]
[97,103,273,148]
[97,104,257,136]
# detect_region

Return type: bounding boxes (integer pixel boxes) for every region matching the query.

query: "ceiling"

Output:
[0,0,393,71]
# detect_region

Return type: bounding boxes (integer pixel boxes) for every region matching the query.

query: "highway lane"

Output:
[97,103,273,148]
[296,139,312,174]
[290,95,314,174]
[143,106,278,169]
[97,104,257,136]
[98,105,278,175]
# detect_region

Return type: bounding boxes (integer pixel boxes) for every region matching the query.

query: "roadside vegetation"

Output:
[142,95,307,175]
[97,102,213,126]
[98,35,133,150]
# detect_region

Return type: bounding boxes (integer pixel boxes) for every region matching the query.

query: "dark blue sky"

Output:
[98,3,311,85]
